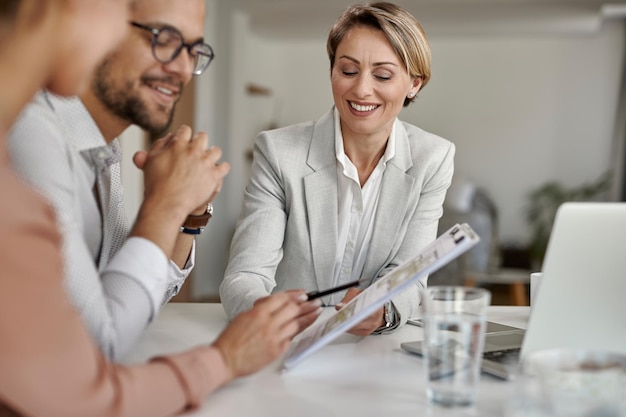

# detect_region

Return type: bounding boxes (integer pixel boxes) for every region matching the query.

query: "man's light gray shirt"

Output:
[7,91,193,360]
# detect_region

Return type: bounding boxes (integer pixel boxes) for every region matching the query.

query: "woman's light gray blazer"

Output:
[220,108,455,327]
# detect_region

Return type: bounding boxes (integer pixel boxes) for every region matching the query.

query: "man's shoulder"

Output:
[12,90,60,129]
[6,91,83,183]
[10,90,104,152]
[7,92,67,153]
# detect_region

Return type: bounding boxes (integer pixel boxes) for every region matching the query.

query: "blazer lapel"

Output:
[304,110,338,292]
[362,120,415,281]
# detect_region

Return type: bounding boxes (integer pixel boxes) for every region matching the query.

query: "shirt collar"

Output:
[333,107,396,166]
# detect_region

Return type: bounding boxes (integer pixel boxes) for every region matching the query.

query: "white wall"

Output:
[409,23,625,242]
[190,0,231,298]
[227,20,625,248]
[123,6,625,299]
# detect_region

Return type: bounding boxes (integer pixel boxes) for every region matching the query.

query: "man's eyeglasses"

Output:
[130,21,214,76]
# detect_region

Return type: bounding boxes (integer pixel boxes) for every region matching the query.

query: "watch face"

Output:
[384,303,393,327]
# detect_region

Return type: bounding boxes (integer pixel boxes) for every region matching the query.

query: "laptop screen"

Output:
[521,202,626,358]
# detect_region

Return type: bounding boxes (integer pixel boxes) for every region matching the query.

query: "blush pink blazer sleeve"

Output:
[0,151,230,417]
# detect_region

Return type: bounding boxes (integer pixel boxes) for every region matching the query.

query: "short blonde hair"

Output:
[327,2,431,106]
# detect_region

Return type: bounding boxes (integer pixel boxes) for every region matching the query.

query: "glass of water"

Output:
[421,286,491,407]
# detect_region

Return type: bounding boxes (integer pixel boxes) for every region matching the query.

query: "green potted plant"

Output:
[525,171,612,268]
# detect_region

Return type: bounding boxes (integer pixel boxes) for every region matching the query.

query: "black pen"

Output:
[306,279,363,301]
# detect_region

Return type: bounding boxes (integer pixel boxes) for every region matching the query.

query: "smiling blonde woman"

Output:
[221,2,455,337]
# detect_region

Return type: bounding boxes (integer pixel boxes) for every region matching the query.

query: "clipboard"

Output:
[281,223,480,371]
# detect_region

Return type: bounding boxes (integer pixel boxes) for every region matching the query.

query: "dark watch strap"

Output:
[180,226,203,235]
[182,203,213,229]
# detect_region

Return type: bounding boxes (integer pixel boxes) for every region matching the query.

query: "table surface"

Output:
[122,303,530,417]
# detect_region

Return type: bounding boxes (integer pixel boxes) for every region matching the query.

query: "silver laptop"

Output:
[402,320,525,379]
[402,202,626,379]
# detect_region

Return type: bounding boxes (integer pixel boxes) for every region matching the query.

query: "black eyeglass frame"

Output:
[130,21,214,76]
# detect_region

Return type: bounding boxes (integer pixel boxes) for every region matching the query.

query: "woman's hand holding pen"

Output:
[335,288,385,336]
[252,278,366,337]
[213,291,304,379]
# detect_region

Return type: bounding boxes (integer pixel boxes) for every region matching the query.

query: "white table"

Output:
[123,303,530,417]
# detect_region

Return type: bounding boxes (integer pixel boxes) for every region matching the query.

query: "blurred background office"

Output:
[119,0,626,302]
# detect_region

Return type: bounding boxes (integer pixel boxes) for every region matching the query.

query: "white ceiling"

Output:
[231,0,626,38]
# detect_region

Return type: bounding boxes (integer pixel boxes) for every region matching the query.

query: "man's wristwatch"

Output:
[382,301,394,329]
[180,203,213,235]
[373,301,397,334]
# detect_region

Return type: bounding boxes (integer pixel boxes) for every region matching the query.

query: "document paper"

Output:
[281,223,480,370]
